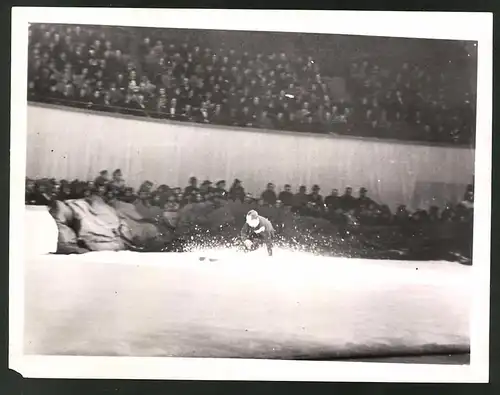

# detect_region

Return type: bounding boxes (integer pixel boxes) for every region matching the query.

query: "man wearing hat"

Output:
[240,210,275,256]
[213,180,228,199]
[199,180,213,198]
[229,178,246,202]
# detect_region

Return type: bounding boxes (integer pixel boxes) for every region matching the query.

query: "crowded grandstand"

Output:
[28,23,477,145]
[26,23,476,262]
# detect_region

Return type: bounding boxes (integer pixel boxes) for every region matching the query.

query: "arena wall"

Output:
[26,103,475,211]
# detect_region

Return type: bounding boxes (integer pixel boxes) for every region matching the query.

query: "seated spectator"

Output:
[27,23,476,145]
[199,180,213,197]
[183,176,199,198]
[95,179,108,199]
[357,187,377,211]
[58,181,72,201]
[163,195,181,228]
[378,204,393,225]
[308,185,324,206]
[411,209,430,223]
[324,189,341,213]
[278,184,294,206]
[228,178,245,202]
[213,180,227,198]
[110,168,126,191]
[441,203,456,222]
[293,185,309,210]
[261,182,277,206]
[459,188,474,210]
[25,178,37,205]
[244,193,256,205]
[428,206,441,222]
[34,180,53,206]
[95,170,110,186]
[395,205,411,224]
[339,187,357,212]
[121,187,136,203]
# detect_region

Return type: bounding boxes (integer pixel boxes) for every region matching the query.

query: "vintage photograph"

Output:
[10,9,492,382]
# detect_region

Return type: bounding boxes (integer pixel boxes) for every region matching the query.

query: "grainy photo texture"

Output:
[9,9,492,383]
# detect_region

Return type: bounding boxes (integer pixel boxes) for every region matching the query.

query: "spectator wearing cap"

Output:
[229,178,246,202]
[244,193,256,206]
[308,184,324,206]
[261,183,277,206]
[199,180,212,198]
[213,180,227,199]
[278,184,294,207]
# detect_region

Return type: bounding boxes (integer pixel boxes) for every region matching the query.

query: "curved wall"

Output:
[26,104,474,211]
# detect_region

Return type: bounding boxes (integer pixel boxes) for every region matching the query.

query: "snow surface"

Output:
[24,248,471,360]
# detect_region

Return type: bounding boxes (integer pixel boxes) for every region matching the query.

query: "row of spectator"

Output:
[27,23,476,145]
[26,169,475,227]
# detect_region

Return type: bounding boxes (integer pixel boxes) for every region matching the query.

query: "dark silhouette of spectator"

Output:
[308,185,324,206]
[229,179,246,202]
[25,178,37,205]
[95,170,110,186]
[293,185,309,211]
[324,188,341,213]
[34,181,53,205]
[357,187,377,211]
[395,204,411,224]
[261,183,277,206]
[184,176,199,198]
[199,180,212,197]
[459,189,474,210]
[278,184,294,206]
[121,187,136,203]
[58,181,72,201]
[441,203,456,222]
[339,187,357,212]
[428,206,441,222]
[213,180,227,198]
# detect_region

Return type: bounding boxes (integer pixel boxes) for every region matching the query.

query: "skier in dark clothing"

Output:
[240,210,275,256]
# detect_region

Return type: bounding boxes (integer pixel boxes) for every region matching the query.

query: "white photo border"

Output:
[9,8,493,382]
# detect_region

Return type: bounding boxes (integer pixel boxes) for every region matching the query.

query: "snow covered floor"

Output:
[24,248,471,361]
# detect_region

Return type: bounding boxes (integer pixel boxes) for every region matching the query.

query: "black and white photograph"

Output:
[9,9,492,382]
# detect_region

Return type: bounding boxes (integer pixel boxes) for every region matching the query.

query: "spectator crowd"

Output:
[25,170,475,249]
[27,24,476,145]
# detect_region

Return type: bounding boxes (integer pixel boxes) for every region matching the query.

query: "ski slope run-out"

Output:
[24,248,471,360]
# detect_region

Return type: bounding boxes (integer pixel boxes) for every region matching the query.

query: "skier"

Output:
[240,210,275,256]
